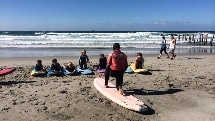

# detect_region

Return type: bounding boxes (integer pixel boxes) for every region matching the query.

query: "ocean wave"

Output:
[0,31,214,48]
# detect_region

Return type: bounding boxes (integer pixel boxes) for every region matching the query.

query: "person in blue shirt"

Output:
[79,50,89,69]
[34,60,44,72]
[157,36,169,59]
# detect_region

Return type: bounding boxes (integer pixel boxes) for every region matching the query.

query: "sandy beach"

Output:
[0,54,215,121]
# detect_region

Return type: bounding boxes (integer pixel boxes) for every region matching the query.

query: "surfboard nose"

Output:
[139,105,148,112]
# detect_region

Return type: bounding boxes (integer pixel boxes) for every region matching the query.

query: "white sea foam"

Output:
[0,32,214,48]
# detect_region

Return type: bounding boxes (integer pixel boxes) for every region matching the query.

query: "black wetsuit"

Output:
[34,64,43,71]
[66,66,76,72]
[50,63,61,71]
[79,55,89,69]
[135,58,144,69]
[99,57,107,69]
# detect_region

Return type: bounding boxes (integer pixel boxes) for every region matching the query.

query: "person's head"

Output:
[52,59,57,64]
[162,36,165,40]
[113,43,120,50]
[68,62,74,68]
[100,53,104,58]
[170,35,174,39]
[137,53,142,58]
[37,60,42,65]
[81,49,86,55]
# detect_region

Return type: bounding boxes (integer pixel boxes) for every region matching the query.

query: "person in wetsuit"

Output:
[79,50,89,69]
[50,59,62,72]
[34,60,44,72]
[98,54,107,69]
[135,53,144,69]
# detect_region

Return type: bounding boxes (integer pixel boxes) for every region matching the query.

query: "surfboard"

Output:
[31,70,46,76]
[97,69,105,73]
[0,67,16,76]
[47,69,65,76]
[77,68,93,75]
[62,66,79,75]
[94,78,148,112]
[125,66,133,73]
[130,63,148,73]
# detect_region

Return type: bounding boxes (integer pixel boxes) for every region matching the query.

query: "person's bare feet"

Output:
[119,88,124,95]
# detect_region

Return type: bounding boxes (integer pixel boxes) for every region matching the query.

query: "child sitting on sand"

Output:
[50,59,62,72]
[79,50,89,69]
[98,54,107,69]
[34,60,45,72]
[62,62,77,74]
[135,53,144,69]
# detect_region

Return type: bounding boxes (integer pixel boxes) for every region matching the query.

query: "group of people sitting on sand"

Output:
[33,49,113,74]
[33,43,146,95]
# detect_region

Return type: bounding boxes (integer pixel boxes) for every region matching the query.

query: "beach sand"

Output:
[0,54,215,121]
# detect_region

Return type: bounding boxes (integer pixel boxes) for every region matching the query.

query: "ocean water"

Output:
[0,31,214,58]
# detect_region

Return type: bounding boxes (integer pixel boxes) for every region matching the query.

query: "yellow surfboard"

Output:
[130,63,148,73]
[31,70,46,76]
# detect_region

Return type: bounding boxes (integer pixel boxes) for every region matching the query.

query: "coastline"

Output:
[0,53,215,121]
[0,47,215,58]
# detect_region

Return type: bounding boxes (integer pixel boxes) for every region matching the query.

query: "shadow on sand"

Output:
[125,88,184,96]
[125,88,183,115]
[147,69,166,72]
[0,81,36,86]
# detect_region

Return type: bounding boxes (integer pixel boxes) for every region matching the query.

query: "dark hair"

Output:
[171,35,174,38]
[52,59,57,63]
[37,60,42,63]
[162,36,165,39]
[137,53,142,56]
[100,53,104,57]
[113,43,120,50]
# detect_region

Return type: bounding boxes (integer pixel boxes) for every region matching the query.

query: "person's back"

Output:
[108,50,127,71]
[99,54,107,69]
[105,43,128,95]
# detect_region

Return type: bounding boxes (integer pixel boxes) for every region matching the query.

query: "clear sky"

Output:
[0,0,214,31]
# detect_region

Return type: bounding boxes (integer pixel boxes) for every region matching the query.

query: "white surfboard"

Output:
[94,78,148,112]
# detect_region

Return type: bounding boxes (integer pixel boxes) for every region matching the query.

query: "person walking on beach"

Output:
[168,35,176,60]
[157,36,169,59]
[105,43,128,95]
[79,49,89,69]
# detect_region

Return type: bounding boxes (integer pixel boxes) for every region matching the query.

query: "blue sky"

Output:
[0,0,214,31]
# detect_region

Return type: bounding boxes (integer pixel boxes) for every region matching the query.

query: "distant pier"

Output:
[177,33,214,46]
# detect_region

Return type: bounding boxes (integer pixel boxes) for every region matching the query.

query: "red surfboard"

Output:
[0,67,16,76]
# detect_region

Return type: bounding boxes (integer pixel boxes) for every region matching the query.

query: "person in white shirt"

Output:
[168,35,176,60]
